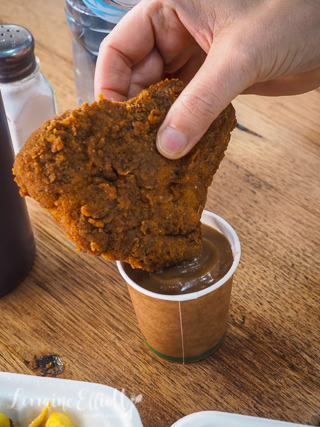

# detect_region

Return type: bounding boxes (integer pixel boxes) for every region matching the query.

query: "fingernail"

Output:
[157,126,188,158]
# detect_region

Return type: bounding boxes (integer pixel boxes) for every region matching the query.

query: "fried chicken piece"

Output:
[14,79,236,271]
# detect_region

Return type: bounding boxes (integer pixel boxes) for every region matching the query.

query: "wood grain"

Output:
[0,1,319,426]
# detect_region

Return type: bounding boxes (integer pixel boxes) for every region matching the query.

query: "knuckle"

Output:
[178,90,220,123]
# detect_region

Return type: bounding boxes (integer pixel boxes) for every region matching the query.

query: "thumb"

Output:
[156,43,251,159]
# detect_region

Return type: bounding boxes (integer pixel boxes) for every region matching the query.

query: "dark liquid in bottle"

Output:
[0,93,35,296]
[123,224,234,295]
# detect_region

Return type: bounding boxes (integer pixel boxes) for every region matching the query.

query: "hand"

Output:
[94,0,320,159]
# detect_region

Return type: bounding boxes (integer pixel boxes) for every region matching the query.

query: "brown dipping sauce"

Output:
[123,224,234,295]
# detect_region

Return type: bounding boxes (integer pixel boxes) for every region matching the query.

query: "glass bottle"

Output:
[65,0,141,104]
[0,91,35,296]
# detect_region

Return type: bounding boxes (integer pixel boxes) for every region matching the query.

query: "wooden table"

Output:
[1,1,320,426]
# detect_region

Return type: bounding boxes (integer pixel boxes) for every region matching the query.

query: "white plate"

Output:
[0,373,313,427]
[0,372,143,427]
[171,411,311,427]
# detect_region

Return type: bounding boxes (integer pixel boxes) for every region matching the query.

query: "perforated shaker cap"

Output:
[0,24,36,83]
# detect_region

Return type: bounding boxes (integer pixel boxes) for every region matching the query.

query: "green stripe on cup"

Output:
[144,334,226,363]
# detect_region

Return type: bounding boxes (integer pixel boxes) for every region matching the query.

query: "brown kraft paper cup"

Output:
[117,210,241,363]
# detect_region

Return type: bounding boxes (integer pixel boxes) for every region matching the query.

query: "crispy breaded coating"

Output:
[14,79,236,271]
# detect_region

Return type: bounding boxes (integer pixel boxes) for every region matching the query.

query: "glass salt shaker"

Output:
[0,24,58,155]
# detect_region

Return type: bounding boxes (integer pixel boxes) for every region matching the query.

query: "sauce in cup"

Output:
[122,224,233,295]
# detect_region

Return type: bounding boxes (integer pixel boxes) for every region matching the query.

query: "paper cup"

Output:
[117,210,241,363]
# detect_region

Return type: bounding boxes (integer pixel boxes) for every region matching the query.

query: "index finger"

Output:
[94,2,155,101]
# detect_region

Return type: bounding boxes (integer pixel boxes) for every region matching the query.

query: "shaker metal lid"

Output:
[0,24,36,83]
